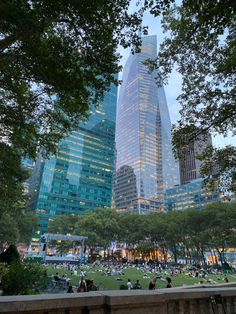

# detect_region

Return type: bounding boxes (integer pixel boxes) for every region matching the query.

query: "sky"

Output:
[117,10,235,149]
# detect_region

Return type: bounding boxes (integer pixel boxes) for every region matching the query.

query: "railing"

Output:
[1,283,236,313]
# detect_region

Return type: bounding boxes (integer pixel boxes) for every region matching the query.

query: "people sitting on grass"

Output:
[133,279,142,289]
[86,279,97,291]
[149,277,157,290]
[67,284,74,293]
[166,277,172,288]
[62,274,70,286]
[77,276,87,293]
[127,278,133,290]
[54,272,60,281]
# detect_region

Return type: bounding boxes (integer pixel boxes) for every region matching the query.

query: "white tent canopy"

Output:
[43,233,87,242]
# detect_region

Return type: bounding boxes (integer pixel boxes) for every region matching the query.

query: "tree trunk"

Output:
[172,246,178,264]
[213,248,218,265]
[187,248,192,264]
[200,246,206,266]
[216,247,224,266]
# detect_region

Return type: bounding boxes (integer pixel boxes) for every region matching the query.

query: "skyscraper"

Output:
[30,82,117,244]
[113,35,179,214]
[178,133,212,185]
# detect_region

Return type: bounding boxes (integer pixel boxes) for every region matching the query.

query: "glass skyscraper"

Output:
[165,179,222,211]
[31,82,117,244]
[113,35,179,214]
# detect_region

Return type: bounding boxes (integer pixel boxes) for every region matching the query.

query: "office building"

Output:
[113,35,179,214]
[178,133,212,185]
[31,82,117,244]
[165,179,222,211]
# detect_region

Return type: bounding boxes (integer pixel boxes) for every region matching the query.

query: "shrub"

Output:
[1,261,48,295]
[120,284,128,290]
[0,245,20,264]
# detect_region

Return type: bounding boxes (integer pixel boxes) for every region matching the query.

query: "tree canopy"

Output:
[152,0,236,190]
[0,0,153,158]
[48,202,236,265]
[1,0,235,217]
[0,0,164,216]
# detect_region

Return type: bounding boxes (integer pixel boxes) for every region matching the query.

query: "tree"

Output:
[163,211,187,264]
[75,208,120,257]
[0,143,29,216]
[0,0,136,222]
[202,202,236,265]
[182,208,209,266]
[145,213,169,261]
[49,208,120,257]
[0,0,153,158]
[0,208,38,252]
[47,215,79,255]
[47,214,78,235]
[150,0,235,189]
[0,0,163,218]
[118,214,147,254]
[1,260,48,295]
[0,244,20,264]
[199,145,236,194]
[0,214,19,253]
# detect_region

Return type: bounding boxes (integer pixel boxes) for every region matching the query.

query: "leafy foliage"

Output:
[0,0,175,220]
[48,202,236,265]
[0,244,20,264]
[147,0,236,189]
[74,208,120,252]
[0,205,38,252]
[47,214,78,235]
[0,0,156,158]
[0,143,28,215]
[157,1,236,134]
[1,261,48,295]
[199,145,236,194]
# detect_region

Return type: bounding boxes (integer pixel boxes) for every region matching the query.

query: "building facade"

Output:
[178,133,212,185]
[165,178,222,211]
[31,82,117,244]
[113,35,179,214]
[22,158,35,194]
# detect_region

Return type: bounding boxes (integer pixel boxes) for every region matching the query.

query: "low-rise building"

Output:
[165,178,222,211]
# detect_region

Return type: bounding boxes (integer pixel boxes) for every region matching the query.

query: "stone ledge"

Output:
[0,292,104,312]
[1,286,236,314]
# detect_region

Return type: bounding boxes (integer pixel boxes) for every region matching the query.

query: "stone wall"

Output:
[1,284,236,314]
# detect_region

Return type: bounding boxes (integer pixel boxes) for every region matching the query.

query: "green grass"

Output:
[45,264,236,291]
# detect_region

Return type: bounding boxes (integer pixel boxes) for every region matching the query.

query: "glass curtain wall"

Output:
[114,35,179,214]
[31,80,117,243]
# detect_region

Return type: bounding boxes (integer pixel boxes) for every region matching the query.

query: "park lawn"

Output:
[45,265,236,291]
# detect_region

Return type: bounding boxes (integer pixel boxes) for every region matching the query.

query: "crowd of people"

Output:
[44,259,233,294]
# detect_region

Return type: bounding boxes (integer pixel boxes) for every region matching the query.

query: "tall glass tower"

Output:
[31,82,117,244]
[113,35,179,214]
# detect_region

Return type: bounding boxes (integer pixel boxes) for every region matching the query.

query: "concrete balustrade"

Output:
[1,284,236,314]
